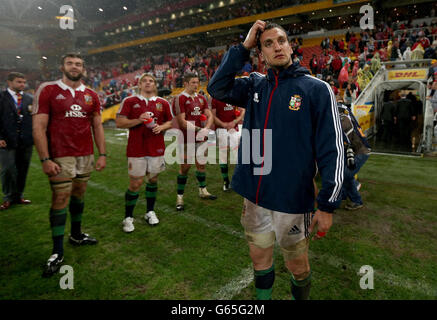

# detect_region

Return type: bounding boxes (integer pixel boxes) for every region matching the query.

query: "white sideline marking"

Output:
[72,181,436,299]
[212,265,254,300]
[371,152,422,158]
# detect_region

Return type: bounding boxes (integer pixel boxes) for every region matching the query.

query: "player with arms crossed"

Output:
[33,53,106,277]
[208,21,344,300]
[116,73,173,231]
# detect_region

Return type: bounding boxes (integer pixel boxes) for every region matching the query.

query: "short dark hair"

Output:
[256,22,288,50]
[61,53,84,67]
[7,72,25,82]
[183,72,198,83]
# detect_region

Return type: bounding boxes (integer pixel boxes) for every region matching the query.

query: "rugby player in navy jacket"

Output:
[208,20,344,300]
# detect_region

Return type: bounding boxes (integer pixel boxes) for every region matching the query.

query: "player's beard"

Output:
[64,70,83,81]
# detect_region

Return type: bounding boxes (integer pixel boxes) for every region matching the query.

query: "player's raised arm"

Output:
[207,21,267,108]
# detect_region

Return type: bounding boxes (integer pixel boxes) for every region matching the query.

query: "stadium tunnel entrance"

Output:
[369,80,430,154]
[353,59,434,155]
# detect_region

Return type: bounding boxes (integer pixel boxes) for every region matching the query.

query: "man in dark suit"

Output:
[0,72,33,210]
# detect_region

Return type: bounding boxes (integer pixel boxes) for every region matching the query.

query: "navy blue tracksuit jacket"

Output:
[207,44,344,214]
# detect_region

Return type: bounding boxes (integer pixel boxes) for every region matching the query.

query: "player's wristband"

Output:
[40,157,51,163]
[99,153,107,157]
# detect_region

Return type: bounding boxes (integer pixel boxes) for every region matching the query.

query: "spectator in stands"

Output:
[370,52,381,75]
[424,41,437,59]
[330,80,338,96]
[343,82,357,107]
[309,54,318,75]
[403,46,412,61]
[321,37,330,50]
[428,59,437,82]
[331,54,342,79]
[391,41,402,61]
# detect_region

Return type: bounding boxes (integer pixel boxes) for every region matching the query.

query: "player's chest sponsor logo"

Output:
[65,104,87,118]
[224,104,234,111]
[84,94,93,105]
[55,94,66,100]
[191,106,201,116]
[289,94,302,111]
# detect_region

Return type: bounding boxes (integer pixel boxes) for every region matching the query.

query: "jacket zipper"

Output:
[255,73,278,205]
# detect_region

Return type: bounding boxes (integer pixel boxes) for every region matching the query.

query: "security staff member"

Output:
[0,72,33,210]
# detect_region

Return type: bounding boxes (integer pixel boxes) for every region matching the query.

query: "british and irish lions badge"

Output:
[289,94,302,111]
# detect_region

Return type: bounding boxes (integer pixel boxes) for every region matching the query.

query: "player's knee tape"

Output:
[292,270,311,281]
[280,237,309,261]
[74,173,91,183]
[245,231,275,249]
[50,180,73,193]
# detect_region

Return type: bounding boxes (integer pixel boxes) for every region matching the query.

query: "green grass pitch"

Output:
[0,128,436,299]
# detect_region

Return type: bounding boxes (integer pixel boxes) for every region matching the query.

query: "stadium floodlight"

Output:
[42,56,47,60]
[123,6,127,10]
[98,8,103,12]
[16,56,21,59]
[38,6,42,10]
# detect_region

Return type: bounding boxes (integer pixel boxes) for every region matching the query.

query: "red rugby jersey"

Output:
[33,80,101,158]
[117,95,173,157]
[173,91,209,143]
[210,98,238,129]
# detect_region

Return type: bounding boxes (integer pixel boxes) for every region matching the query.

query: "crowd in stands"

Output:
[306,18,437,106]
[82,0,317,48]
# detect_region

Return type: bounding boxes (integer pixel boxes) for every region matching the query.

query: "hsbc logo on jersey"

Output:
[191,106,201,116]
[65,104,87,118]
[224,104,234,111]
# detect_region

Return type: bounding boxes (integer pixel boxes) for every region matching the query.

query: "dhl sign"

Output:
[387,69,427,81]
[352,104,374,133]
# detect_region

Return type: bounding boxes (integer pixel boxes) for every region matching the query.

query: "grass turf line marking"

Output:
[29,163,436,298]
[86,181,436,299]
[371,152,422,158]
[212,264,254,300]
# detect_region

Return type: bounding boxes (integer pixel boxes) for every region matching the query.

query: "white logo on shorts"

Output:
[288,225,301,235]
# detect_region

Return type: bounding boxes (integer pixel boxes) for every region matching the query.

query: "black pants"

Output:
[397,119,412,150]
[0,145,33,201]
[380,121,394,146]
